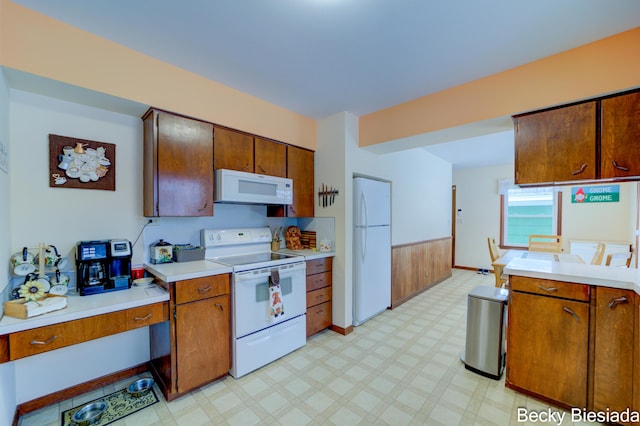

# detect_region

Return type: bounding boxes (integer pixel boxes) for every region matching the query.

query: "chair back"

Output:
[590,242,606,265]
[487,237,501,263]
[605,252,632,268]
[528,235,562,253]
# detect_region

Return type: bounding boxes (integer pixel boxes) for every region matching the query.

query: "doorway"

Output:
[451,185,456,267]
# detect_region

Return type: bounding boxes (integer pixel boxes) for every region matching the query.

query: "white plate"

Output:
[49,284,68,295]
[133,277,154,286]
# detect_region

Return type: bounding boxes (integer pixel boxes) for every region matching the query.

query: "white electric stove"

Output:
[201,227,307,378]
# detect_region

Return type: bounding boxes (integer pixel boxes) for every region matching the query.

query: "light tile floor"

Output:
[19,269,600,425]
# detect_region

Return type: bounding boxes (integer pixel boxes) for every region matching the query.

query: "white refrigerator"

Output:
[353,176,391,326]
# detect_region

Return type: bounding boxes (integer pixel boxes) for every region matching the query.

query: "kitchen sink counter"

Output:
[144,260,232,282]
[0,285,169,335]
[504,257,639,293]
[278,249,335,260]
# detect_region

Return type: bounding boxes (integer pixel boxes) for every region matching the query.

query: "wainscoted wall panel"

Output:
[391,237,452,308]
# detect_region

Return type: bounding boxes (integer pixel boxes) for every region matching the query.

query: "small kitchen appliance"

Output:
[76,239,132,295]
[202,227,306,378]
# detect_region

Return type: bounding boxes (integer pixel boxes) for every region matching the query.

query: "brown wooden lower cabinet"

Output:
[507,275,639,419]
[149,274,231,401]
[593,286,635,413]
[306,257,333,337]
[391,237,452,308]
[507,288,589,408]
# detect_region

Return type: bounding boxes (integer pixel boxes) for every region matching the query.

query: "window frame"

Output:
[499,186,563,250]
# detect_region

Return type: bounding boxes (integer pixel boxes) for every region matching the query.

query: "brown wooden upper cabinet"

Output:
[514,102,597,185]
[601,91,640,179]
[268,145,314,217]
[213,127,286,177]
[143,109,214,217]
[514,89,640,186]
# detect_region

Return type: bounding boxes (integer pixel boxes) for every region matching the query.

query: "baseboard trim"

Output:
[14,363,148,424]
[330,324,353,335]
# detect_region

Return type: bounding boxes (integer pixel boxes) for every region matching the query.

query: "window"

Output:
[499,179,561,248]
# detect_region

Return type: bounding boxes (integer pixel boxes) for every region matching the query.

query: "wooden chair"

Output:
[605,251,632,268]
[487,237,508,288]
[528,234,562,253]
[590,242,606,265]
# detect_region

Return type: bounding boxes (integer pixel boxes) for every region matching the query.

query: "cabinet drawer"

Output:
[125,302,168,330]
[175,275,230,304]
[306,271,332,292]
[307,286,331,308]
[10,321,84,360]
[0,335,8,363]
[510,276,590,301]
[306,257,332,275]
[306,301,332,337]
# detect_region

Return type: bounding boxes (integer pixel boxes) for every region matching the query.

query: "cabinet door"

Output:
[213,127,254,172]
[514,102,596,185]
[157,112,214,216]
[286,145,314,217]
[506,291,589,408]
[593,287,634,412]
[601,91,640,178]
[255,137,286,177]
[175,294,230,393]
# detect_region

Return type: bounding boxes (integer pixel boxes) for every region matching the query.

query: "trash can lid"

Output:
[468,285,509,302]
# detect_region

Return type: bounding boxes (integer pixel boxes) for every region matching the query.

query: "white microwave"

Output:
[214,169,293,205]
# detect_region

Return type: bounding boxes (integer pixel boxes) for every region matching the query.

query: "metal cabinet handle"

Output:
[608,296,629,309]
[563,306,580,322]
[134,313,152,321]
[214,303,224,311]
[31,335,58,345]
[572,163,588,175]
[258,164,266,174]
[316,295,324,300]
[611,160,630,172]
[198,202,208,212]
[197,286,212,294]
[243,163,251,171]
[538,285,558,292]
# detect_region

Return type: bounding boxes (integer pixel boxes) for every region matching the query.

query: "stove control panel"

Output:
[201,227,272,247]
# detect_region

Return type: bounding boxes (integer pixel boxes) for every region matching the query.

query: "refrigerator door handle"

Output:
[360,227,367,261]
[360,192,368,228]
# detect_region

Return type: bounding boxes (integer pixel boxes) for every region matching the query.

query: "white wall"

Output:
[0,67,17,426]
[9,90,146,264]
[453,163,638,270]
[316,112,452,329]
[453,164,511,271]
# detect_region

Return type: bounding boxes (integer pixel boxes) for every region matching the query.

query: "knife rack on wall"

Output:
[318,184,339,207]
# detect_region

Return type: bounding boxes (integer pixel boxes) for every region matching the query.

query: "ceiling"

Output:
[10,0,640,168]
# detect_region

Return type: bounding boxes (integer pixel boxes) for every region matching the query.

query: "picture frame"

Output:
[49,134,116,191]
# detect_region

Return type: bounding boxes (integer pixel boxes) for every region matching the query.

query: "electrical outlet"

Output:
[147,218,160,227]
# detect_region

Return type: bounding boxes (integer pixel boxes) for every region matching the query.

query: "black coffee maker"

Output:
[76,239,132,295]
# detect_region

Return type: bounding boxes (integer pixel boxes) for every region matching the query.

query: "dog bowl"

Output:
[127,377,154,397]
[71,401,107,425]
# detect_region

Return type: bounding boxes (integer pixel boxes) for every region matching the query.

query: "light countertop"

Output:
[0,285,169,335]
[278,249,335,260]
[504,257,639,293]
[144,260,233,282]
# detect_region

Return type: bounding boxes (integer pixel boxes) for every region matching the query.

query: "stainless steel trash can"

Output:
[462,285,509,379]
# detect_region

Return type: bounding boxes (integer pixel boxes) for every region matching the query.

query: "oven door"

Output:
[233,261,306,338]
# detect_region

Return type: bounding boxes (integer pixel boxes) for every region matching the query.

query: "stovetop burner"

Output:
[202,227,304,272]
[213,252,298,267]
